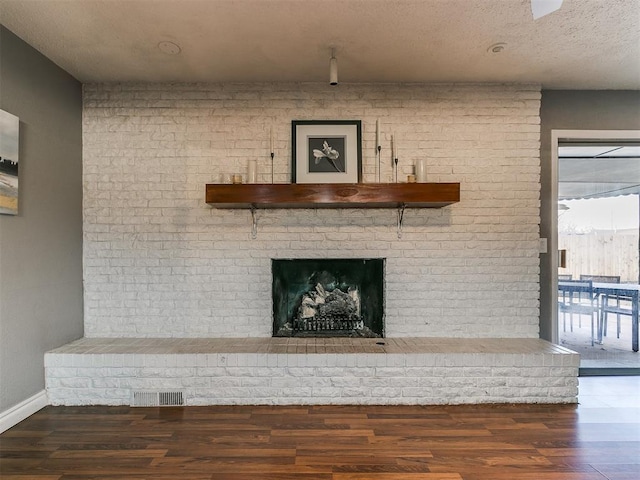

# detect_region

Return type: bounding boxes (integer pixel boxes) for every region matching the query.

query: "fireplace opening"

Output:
[272,258,385,337]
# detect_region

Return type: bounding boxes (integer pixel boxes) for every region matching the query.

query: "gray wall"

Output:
[539,90,640,341]
[0,26,83,411]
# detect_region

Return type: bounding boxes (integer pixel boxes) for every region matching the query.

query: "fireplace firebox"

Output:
[272,258,384,337]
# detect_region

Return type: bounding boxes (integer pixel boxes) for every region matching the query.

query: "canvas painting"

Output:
[0,109,19,215]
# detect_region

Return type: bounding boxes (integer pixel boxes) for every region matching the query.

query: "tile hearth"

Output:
[46,336,573,354]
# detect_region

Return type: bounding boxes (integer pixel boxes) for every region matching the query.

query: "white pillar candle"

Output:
[248,159,258,183]
[393,134,397,159]
[270,126,274,153]
[415,159,427,182]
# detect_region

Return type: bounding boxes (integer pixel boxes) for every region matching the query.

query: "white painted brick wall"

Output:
[45,349,578,406]
[83,83,541,338]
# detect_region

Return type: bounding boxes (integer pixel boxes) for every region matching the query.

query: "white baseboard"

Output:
[0,390,48,434]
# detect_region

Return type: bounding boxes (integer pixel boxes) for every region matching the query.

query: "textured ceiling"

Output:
[1,0,639,88]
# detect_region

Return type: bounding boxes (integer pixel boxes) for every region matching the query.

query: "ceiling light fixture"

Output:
[158,41,181,55]
[487,43,507,54]
[329,48,338,86]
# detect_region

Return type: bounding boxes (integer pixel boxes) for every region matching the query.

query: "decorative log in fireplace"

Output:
[272,258,384,337]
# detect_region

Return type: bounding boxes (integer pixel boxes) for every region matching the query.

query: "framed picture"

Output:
[0,109,19,216]
[292,120,362,183]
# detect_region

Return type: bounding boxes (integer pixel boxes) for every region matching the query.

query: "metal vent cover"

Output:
[131,391,184,407]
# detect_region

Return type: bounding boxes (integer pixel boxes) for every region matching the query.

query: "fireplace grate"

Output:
[294,318,364,332]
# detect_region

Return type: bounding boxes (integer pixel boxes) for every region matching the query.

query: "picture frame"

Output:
[0,109,19,216]
[291,120,362,183]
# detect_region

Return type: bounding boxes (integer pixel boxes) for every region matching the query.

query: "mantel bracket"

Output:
[397,204,406,239]
[250,206,258,239]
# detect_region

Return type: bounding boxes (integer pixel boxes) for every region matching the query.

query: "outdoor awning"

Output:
[558,145,640,201]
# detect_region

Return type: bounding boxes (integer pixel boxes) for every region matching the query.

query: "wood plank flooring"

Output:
[2,399,639,480]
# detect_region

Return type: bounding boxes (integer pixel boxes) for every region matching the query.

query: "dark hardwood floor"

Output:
[1,377,639,480]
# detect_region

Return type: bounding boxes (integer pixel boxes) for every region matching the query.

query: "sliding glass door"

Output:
[557,139,640,373]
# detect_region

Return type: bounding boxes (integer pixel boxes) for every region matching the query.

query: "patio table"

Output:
[558,281,639,352]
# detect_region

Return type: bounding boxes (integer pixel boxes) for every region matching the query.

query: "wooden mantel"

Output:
[205,183,460,209]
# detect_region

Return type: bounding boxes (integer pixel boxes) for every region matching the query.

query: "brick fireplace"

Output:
[81,82,542,340]
[42,82,581,407]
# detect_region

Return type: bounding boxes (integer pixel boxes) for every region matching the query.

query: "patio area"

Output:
[559,310,640,369]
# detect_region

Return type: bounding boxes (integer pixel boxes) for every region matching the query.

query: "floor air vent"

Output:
[131,391,184,407]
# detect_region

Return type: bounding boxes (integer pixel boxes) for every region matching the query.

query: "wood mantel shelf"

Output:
[205,183,460,209]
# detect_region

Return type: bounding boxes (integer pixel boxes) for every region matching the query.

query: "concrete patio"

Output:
[559,310,640,369]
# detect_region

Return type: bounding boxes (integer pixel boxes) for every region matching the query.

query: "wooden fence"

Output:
[559,232,639,283]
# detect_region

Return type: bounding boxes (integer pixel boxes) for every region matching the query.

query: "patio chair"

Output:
[558,274,572,329]
[580,275,623,338]
[558,279,598,346]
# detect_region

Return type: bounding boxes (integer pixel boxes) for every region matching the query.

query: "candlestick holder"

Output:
[270,152,275,184]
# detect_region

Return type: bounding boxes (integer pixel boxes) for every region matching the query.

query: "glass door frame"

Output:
[550,129,640,345]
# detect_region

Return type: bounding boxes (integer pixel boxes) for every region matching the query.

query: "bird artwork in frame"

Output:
[292,120,362,184]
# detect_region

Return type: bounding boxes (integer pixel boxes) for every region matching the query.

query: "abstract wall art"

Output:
[0,109,19,215]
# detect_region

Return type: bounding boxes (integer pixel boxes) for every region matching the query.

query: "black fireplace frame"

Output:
[272,258,385,337]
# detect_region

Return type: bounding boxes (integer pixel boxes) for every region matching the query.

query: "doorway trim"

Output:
[550,129,640,345]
